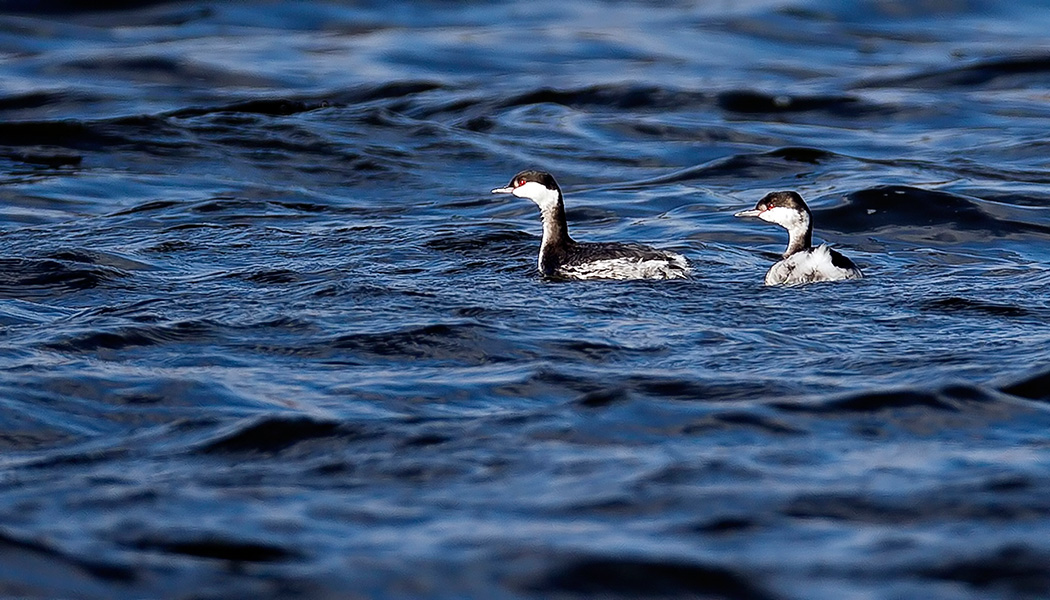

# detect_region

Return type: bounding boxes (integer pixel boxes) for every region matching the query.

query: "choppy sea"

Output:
[3,1,1050,598]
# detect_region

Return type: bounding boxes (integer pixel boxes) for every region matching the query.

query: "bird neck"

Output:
[538,197,572,251]
[783,215,813,258]
[537,197,574,274]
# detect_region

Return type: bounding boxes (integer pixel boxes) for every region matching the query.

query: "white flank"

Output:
[764,244,862,286]
[557,253,690,281]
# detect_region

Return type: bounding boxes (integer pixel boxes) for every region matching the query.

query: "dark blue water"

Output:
[3,1,1050,598]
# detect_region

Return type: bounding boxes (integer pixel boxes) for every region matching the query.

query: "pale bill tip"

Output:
[491,186,513,194]
[734,209,762,218]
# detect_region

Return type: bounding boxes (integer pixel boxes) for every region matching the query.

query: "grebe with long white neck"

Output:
[734,191,862,285]
[492,170,689,280]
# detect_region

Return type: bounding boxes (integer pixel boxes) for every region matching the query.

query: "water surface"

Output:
[2,1,1050,598]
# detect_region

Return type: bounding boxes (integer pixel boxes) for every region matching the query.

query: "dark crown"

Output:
[507,170,560,191]
[757,190,809,213]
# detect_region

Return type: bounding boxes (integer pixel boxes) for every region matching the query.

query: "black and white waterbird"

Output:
[735,191,862,285]
[492,170,689,280]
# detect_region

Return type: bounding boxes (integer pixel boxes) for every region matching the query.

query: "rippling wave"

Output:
[3,1,1050,598]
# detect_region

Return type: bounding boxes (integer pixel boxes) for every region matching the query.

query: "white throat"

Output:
[759,206,806,231]
[513,181,560,212]
[760,206,812,256]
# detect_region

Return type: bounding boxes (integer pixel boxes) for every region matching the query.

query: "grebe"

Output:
[735,191,862,285]
[492,170,689,280]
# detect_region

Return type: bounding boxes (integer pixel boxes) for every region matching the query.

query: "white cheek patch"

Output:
[759,206,798,227]
[513,181,559,210]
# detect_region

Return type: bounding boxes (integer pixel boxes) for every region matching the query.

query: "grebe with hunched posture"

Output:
[735,191,862,285]
[492,170,689,280]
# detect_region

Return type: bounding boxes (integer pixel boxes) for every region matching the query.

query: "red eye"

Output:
[517,178,526,187]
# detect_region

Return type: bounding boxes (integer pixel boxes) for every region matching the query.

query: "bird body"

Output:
[492,170,689,281]
[735,191,861,285]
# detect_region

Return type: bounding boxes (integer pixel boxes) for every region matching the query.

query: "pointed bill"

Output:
[491,186,513,194]
[734,208,763,218]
